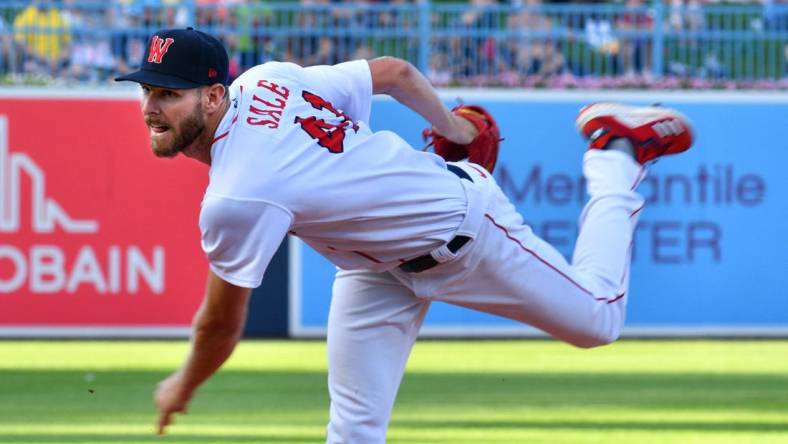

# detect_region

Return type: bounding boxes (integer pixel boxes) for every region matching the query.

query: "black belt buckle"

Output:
[399,235,472,273]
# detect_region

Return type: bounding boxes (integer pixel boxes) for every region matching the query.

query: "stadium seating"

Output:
[1,0,787,89]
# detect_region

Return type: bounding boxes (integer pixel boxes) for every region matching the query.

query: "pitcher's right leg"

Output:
[326,269,430,444]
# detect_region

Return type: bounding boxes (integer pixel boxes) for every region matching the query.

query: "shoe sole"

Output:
[576,102,692,136]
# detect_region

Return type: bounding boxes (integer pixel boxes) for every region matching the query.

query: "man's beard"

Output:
[149,103,206,158]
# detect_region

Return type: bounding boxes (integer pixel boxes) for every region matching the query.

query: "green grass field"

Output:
[1,340,787,443]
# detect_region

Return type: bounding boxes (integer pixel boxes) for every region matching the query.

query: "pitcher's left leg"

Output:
[427,103,693,348]
[434,193,638,348]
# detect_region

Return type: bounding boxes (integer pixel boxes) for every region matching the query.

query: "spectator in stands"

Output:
[196,0,232,28]
[69,37,117,82]
[366,0,412,29]
[583,12,620,76]
[762,0,788,30]
[447,35,470,80]
[110,1,148,77]
[67,8,117,83]
[236,0,277,71]
[303,36,338,66]
[289,0,356,66]
[427,51,452,86]
[669,0,704,33]
[288,0,325,65]
[666,0,706,78]
[329,0,359,62]
[761,0,788,77]
[364,0,419,75]
[456,0,497,77]
[61,0,84,29]
[13,0,71,78]
[114,0,182,28]
[505,0,565,80]
[353,43,374,60]
[0,16,19,77]
[617,0,654,77]
[162,0,189,27]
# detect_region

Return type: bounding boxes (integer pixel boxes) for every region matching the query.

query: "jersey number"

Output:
[295,91,359,154]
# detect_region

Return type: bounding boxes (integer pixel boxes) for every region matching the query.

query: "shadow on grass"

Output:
[1,369,786,412]
[0,369,786,442]
[391,418,788,433]
[395,371,788,413]
[0,434,319,443]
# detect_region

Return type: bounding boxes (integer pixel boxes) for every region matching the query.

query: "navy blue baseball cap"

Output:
[115,27,229,89]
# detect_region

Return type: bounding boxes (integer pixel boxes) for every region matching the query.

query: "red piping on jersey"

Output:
[577,197,645,234]
[609,240,634,304]
[467,163,488,178]
[573,201,641,302]
[575,162,645,229]
[211,87,243,146]
[631,166,647,191]
[212,113,239,145]
[353,250,382,264]
[484,213,623,303]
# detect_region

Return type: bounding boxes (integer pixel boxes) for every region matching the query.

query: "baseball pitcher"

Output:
[116,28,693,443]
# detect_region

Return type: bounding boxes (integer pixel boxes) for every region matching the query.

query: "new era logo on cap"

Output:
[115,27,229,89]
[147,36,175,64]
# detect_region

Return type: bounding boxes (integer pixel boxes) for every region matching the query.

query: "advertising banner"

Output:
[0,91,208,337]
[291,91,788,337]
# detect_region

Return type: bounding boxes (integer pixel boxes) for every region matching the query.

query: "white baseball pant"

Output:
[325,150,646,443]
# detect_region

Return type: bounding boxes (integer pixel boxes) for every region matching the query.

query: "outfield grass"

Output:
[0,340,786,443]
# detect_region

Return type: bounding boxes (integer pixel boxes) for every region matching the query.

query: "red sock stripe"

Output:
[484,214,623,303]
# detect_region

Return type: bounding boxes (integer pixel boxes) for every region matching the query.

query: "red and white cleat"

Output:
[576,102,694,164]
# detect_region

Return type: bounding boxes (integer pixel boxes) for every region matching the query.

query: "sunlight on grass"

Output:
[2,340,787,374]
[0,340,786,443]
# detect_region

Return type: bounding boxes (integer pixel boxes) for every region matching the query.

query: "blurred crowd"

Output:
[2,0,788,88]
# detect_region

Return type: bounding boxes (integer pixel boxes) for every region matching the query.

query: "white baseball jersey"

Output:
[200,60,473,288]
[195,58,673,444]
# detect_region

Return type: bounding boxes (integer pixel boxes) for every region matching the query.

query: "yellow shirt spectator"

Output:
[13,4,71,62]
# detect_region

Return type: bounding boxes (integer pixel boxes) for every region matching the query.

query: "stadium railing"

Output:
[1,0,788,89]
